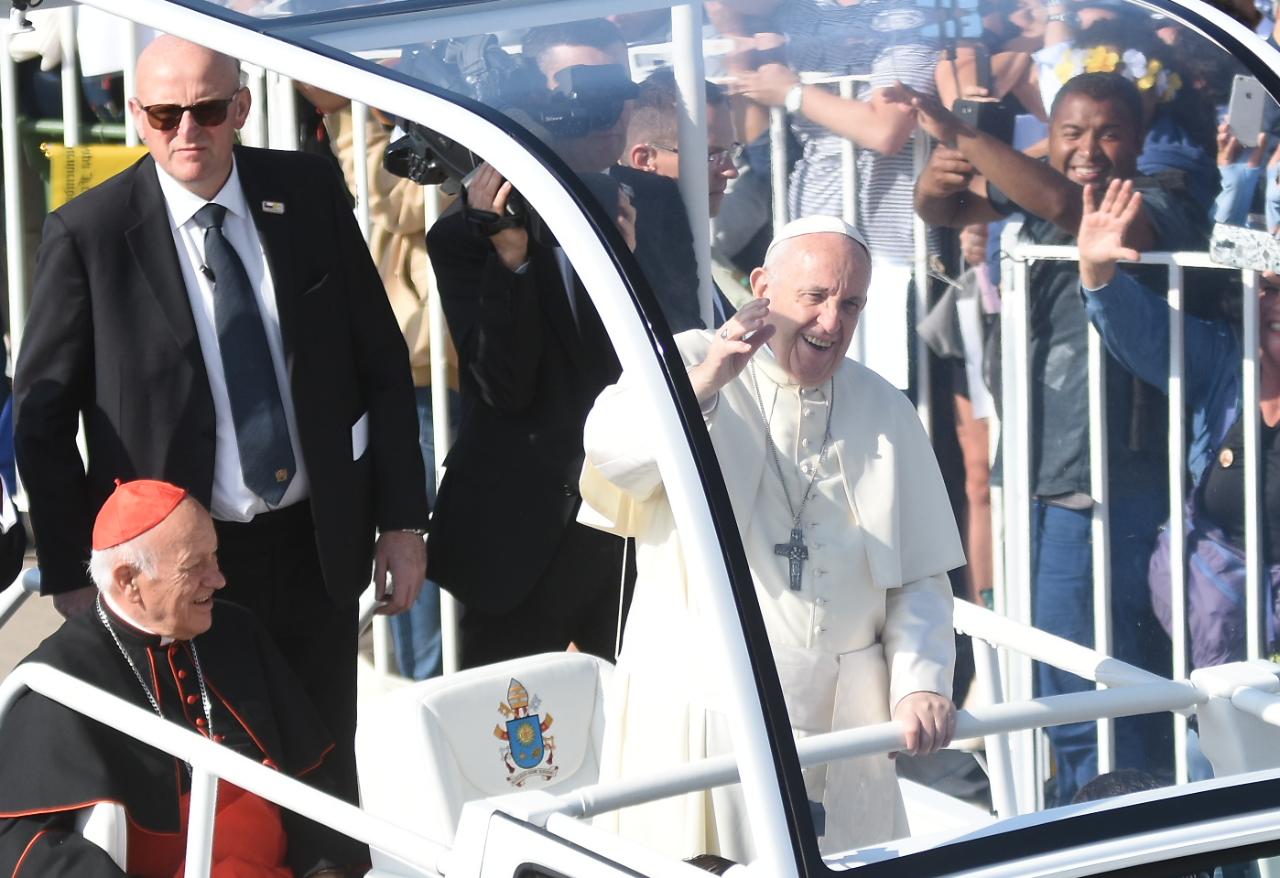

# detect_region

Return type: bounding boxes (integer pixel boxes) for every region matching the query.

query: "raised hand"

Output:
[882,81,959,146]
[688,297,777,404]
[733,63,800,108]
[466,162,529,272]
[1077,179,1143,290]
[917,145,976,201]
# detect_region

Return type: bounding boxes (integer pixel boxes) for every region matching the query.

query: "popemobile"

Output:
[3,0,1280,875]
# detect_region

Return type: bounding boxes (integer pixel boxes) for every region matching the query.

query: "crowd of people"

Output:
[1,0,1279,870]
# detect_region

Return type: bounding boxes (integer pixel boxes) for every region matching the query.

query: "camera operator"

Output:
[426,19,639,668]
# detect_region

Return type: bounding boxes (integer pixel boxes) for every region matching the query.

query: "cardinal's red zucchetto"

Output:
[92,479,188,551]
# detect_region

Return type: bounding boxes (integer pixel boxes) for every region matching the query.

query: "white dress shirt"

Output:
[155,160,310,521]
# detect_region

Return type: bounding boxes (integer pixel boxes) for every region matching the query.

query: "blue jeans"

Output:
[389,388,458,680]
[1031,495,1173,804]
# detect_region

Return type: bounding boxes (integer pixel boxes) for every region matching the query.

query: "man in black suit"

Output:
[426,19,637,669]
[14,36,429,801]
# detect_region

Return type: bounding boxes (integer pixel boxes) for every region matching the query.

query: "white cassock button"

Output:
[815,626,827,634]
[803,408,812,418]
[814,569,825,578]
[801,463,812,475]
[801,438,811,449]
[816,596,828,605]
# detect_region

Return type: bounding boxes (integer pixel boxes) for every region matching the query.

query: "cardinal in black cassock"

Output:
[0,480,367,877]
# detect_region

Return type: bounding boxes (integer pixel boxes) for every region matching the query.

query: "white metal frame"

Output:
[998,241,1270,795]
[0,663,452,878]
[12,598,1280,878]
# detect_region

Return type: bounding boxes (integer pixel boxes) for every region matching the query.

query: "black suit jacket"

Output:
[426,204,621,613]
[608,165,737,330]
[14,146,429,601]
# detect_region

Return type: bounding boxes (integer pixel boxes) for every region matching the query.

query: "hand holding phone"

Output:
[1228,74,1266,150]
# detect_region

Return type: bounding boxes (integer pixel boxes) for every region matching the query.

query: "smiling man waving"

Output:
[579,216,965,860]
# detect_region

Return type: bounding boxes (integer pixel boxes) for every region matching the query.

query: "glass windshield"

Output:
[95,0,1280,871]
[277,0,1280,868]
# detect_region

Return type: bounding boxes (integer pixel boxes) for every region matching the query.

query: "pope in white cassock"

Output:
[578,216,966,862]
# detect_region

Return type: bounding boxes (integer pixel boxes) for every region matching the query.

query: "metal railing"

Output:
[7,585,1280,872]
[998,236,1264,799]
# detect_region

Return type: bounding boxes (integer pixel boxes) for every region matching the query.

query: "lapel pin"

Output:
[261,201,286,215]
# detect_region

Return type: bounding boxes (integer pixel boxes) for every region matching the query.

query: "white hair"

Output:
[88,535,158,590]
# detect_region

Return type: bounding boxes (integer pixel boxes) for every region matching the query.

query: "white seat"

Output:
[356,651,613,847]
[74,801,128,870]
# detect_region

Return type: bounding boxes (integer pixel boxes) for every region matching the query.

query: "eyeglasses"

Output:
[649,142,743,168]
[139,89,243,132]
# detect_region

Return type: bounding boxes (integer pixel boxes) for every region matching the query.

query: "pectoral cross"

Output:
[774,527,808,591]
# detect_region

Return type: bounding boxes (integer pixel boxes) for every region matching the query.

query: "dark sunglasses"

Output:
[140,88,243,132]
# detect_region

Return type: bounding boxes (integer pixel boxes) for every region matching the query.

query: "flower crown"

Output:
[1048,44,1183,103]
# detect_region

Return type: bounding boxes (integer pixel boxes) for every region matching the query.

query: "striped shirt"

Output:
[777,0,941,264]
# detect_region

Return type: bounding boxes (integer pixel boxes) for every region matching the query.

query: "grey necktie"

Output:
[193,203,295,505]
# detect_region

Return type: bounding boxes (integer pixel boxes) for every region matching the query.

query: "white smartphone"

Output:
[1227,74,1266,149]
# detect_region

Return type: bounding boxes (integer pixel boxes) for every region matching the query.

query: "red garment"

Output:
[127,783,292,878]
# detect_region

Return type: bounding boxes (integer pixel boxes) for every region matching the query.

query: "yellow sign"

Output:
[42,143,147,209]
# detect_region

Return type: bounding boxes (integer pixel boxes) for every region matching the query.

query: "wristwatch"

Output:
[784,83,805,115]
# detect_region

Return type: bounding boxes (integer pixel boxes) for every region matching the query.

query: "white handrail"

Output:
[953,599,1168,689]
[552,680,1206,821]
[0,663,451,877]
[0,583,30,630]
[972,636,1018,818]
[1230,686,1280,729]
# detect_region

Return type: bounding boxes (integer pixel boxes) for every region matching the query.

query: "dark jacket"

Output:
[14,147,429,601]
[426,202,621,613]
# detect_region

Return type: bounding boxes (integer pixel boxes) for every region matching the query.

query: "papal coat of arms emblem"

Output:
[493,678,558,786]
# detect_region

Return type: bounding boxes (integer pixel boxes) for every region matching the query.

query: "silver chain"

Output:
[95,595,213,764]
[748,363,835,530]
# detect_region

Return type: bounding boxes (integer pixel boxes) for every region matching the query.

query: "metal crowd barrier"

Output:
[998,233,1262,802]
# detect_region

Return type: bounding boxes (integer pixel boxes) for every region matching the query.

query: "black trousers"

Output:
[213,503,360,805]
[459,521,634,669]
